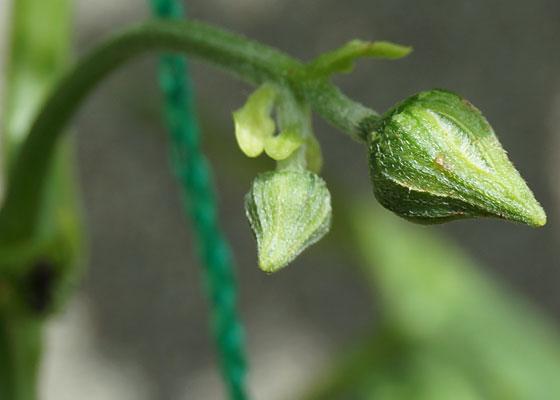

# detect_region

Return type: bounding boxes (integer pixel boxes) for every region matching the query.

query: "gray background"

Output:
[2,0,559,399]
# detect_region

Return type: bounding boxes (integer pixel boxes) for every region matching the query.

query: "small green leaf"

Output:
[368,89,546,226]
[350,202,560,399]
[309,40,412,76]
[233,84,277,157]
[245,170,332,273]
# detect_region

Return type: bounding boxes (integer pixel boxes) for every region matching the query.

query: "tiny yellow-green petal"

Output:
[263,130,305,160]
[233,84,277,157]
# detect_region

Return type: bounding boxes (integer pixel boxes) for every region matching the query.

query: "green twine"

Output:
[148,1,248,399]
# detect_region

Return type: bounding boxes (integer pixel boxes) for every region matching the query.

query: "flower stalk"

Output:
[0,20,382,245]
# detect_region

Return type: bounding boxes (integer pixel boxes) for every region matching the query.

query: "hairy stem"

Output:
[0,19,376,242]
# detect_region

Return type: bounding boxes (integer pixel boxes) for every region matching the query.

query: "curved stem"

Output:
[0,19,376,242]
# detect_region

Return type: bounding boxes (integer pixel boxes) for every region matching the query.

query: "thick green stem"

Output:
[0,315,42,400]
[297,78,376,140]
[0,0,81,399]
[0,19,376,242]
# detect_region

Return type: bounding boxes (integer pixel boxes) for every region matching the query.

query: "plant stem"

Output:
[0,0,81,399]
[0,315,42,400]
[0,19,376,243]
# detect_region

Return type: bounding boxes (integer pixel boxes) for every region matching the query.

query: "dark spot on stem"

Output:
[26,259,56,314]
[0,280,6,304]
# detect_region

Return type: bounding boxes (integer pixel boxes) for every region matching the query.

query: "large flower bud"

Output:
[368,89,546,225]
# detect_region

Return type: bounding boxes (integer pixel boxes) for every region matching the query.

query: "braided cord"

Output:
[148,1,249,399]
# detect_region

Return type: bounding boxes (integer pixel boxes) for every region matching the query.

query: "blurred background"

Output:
[1,0,559,399]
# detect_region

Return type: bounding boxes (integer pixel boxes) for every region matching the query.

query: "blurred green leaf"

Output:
[364,350,483,400]
[350,201,560,399]
[298,200,560,400]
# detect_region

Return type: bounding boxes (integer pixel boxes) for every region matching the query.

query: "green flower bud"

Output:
[245,170,332,273]
[368,89,546,226]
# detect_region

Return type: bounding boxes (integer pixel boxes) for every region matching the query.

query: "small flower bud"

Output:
[245,170,332,273]
[368,89,546,226]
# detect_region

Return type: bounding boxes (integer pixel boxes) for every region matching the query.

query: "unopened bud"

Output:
[368,89,546,226]
[245,170,332,273]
